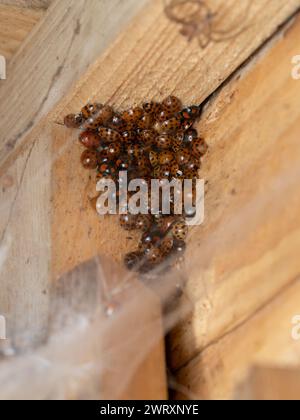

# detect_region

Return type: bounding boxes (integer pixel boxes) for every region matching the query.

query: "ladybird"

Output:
[140,230,162,247]
[182,120,194,131]
[171,220,188,241]
[145,246,164,265]
[79,131,101,149]
[137,155,151,175]
[64,113,83,128]
[108,114,128,132]
[124,252,143,271]
[184,157,200,172]
[162,95,182,115]
[156,216,177,232]
[183,168,198,179]
[80,150,99,169]
[98,127,122,143]
[106,142,121,160]
[156,134,173,150]
[192,138,208,158]
[136,214,153,232]
[121,107,144,124]
[119,214,138,231]
[184,128,198,146]
[156,109,173,122]
[161,116,182,132]
[176,147,191,166]
[127,143,143,159]
[181,105,201,121]
[152,121,164,134]
[169,162,183,178]
[85,105,114,129]
[116,155,131,171]
[172,131,184,149]
[138,114,153,130]
[81,103,102,119]
[160,235,174,256]
[98,162,117,179]
[158,151,175,166]
[153,165,171,179]
[121,130,136,144]
[172,240,187,256]
[149,151,159,167]
[138,129,157,145]
[142,101,162,116]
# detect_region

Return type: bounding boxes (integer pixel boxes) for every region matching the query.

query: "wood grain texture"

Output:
[0,129,51,351]
[0,4,44,60]
[168,14,300,398]
[0,0,52,9]
[0,0,148,349]
[175,277,300,399]
[1,0,300,400]
[237,365,300,400]
[1,0,300,168]
[0,0,149,167]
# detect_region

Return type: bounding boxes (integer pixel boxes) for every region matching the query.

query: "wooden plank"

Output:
[0,0,149,167]
[0,0,148,352]
[0,4,44,60]
[1,0,300,398]
[1,0,300,168]
[237,366,300,400]
[174,278,300,400]
[169,14,300,397]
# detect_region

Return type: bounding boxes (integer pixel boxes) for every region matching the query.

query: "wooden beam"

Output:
[1,0,300,399]
[1,0,300,168]
[0,4,44,60]
[0,0,149,166]
[169,14,300,398]
[174,278,300,399]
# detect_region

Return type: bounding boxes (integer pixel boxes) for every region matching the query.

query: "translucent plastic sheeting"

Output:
[0,253,193,400]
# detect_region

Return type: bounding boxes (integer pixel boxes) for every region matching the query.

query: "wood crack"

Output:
[0,139,36,244]
[173,275,300,374]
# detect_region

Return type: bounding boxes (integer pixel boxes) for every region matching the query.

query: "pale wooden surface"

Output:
[0,4,44,60]
[2,0,297,353]
[169,14,300,398]
[0,0,52,8]
[175,278,300,400]
[0,0,149,167]
[1,0,300,168]
[1,0,300,400]
[0,0,148,353]
[237,365,300,400]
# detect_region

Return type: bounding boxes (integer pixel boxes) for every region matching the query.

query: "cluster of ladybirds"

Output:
[64,96,208,274]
